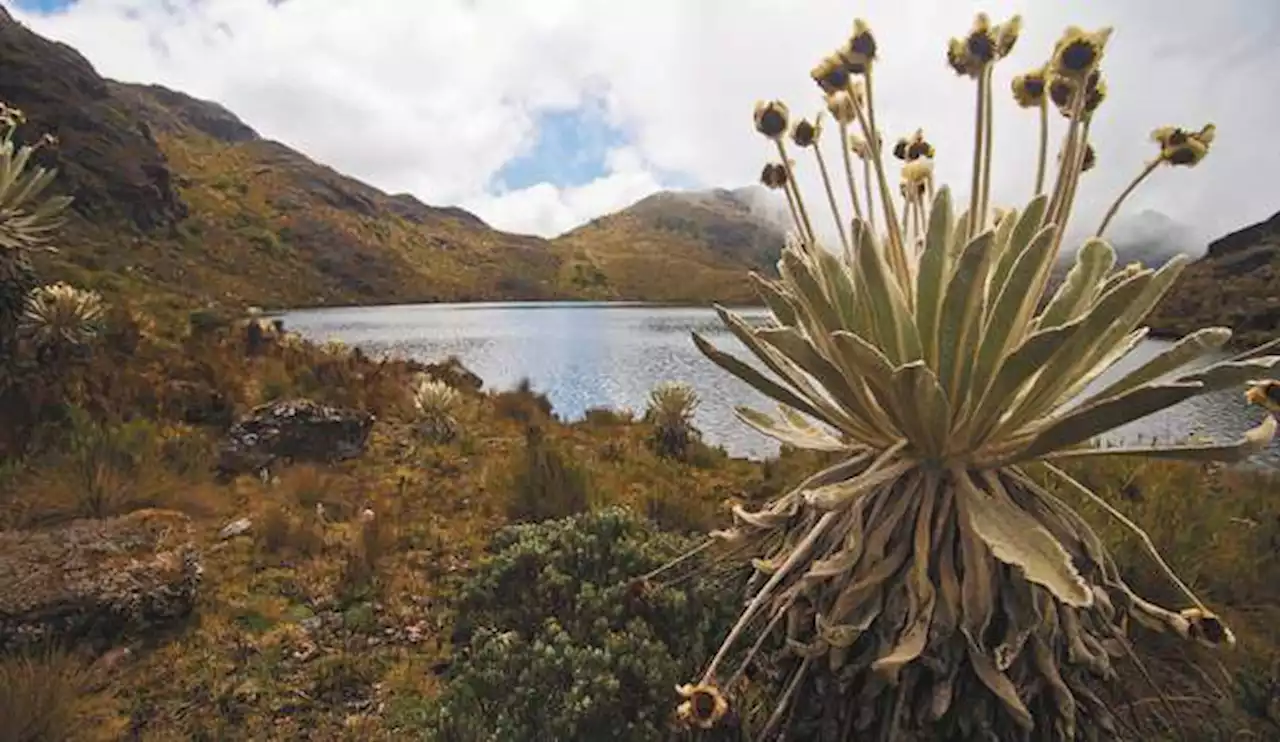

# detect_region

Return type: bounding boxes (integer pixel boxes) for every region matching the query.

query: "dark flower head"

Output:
[753,100,790,140]
[1049,75,1076,116]
[676,683,729,730]
[966,13,997,64]
[839,19,877,74]
[760,162,789,190]
[1152,124,1215,168]
[1052,26,1113,80]
[791,117,822,148]
[811,55,851,95]
[1083,71,1107,114]
[1012,68,1048,108]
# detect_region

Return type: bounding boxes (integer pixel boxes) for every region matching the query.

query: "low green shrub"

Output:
[429,507,744,741]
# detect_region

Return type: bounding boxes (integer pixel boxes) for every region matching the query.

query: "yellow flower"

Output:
[1051,26,1113,80]
[893,129,935,162]
[759,162,789,190]
[996,15,1022,58]
[946,37,982,78]
[791,116,822,148]
[753,100,790,140]
[839,19,877,74]
[1011,67,1047,108]
[811,54,851,95]
[675,683,729,730]
[1152,123,1215,167]
[965,13,997,65]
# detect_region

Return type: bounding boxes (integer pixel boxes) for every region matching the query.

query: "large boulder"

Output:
[0,509,202,652]
[216,398,374,477]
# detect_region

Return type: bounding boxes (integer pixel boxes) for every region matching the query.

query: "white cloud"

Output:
[11,0,1280,243]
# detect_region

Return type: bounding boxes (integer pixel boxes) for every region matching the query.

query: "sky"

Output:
[8,0,1280,245]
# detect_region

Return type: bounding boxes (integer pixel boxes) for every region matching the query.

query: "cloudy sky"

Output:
[9,0,1280,246]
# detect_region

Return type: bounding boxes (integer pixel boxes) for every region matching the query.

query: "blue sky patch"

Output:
[493,103,628,192]
[13,0,76,12]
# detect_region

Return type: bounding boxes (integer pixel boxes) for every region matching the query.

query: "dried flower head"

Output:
[1044,76,1075,116]
[900,158,933,198]
[811,54,851,95]
[791,116,822,148]
[675,683,729,730]
[848,134,872,159]
[1052,26,1113,80]
[825,90,858,124]
[1245,379,1280,414]
[1080,142,1097,172]
[753,100,790,140]
[839,19,877,74]
[1084,71,1107,114]
[893,128,935,162]
[19,282,105,348]
[1011,67,1048,108]
[1152,123,1215,167]
[759,162,789,190]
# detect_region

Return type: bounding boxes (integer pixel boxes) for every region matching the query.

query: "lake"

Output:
[281,302,1280,466]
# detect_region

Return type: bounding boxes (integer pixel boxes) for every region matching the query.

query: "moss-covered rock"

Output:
[0,509,202,652]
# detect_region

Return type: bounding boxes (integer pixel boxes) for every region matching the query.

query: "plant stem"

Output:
[1034,100,1048,195]
[979,65,995,227]
[698,510,838,684]
[1055,117,1092,248]
[854,72,910,292]
[968,66,988,239]
[1096,159,1161,238]
[837,121,866,225]
[864,157,876,234]
[776,139,816,246]
[1045,85,1086,233]
[813,142,850,254]
[781,178,806,241]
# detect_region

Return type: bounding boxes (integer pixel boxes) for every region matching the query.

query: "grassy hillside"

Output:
[552,187,784,305]
[0,9,783,318]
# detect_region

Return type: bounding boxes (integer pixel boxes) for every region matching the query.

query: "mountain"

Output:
[1148,210,1280,347]
[551,185,786,304]
[0,6,580,313]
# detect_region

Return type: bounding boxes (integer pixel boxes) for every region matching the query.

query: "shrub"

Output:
[430,507,743,741]
[491,377,553,423]
[506,424,590,523]
[54,407,165,520]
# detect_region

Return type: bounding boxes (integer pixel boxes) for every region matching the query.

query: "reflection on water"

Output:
[281,302,1279,466]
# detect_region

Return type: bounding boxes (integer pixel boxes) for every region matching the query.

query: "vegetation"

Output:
[1,10,1279,742]
[646,13,1280,741]
[645,381,702,461]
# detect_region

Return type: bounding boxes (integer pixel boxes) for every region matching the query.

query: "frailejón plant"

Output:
[661,14,1280,741]
[412,375,462,444]
[645,380,701,460]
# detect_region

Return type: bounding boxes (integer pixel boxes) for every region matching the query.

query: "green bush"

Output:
[429,507,743,742]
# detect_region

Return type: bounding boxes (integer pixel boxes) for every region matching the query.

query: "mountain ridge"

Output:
[1,6,1275,345]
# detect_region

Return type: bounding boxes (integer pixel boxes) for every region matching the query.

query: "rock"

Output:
[218,517,253,540]
[0,509,202,652]
[216,398,374,477]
